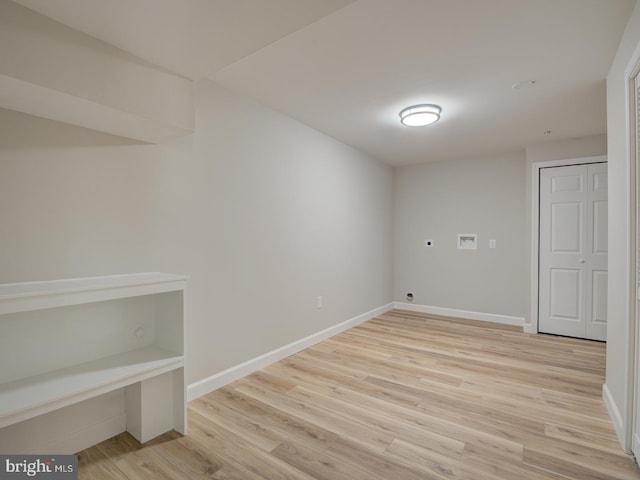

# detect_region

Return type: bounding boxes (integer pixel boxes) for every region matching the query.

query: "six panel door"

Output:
[538,162,608,341]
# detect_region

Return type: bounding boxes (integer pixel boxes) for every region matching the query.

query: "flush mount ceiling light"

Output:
[399,104,441,127]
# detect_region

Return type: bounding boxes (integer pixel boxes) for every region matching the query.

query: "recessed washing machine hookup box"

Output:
[457,234,478,250]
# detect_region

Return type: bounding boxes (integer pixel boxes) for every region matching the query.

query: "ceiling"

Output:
[11,0,636,166]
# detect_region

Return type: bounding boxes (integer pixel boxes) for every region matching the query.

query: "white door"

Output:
[538,162,608,341]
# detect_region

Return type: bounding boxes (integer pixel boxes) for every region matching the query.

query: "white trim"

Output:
[187,303,394,401]
[625,55,640,456]
[0,272,187,315]
[393,302,525,328]
[604,383,625,447]
[529,155,607,336]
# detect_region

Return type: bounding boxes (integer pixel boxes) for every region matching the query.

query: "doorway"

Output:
[631,71,640,458]
[529,155,608,338]
[538,162,608,341]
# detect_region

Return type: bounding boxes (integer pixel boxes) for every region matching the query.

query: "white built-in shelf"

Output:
[0,346,182,429]
[0,272,188,449]
[0,272,187,314]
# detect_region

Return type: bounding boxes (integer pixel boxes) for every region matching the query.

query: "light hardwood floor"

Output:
[79,309,640,479]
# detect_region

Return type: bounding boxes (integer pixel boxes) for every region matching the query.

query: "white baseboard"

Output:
[523,323,536,334]
[187,302,394,402]
[393,302,525,328]
[603,383,627,452]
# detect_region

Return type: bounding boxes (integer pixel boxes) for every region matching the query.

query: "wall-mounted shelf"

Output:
[0,272,187,450]
[0,272,186,314]
[0,346,182,430]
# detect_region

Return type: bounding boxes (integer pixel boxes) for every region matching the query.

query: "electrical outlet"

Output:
[316,296,323,309]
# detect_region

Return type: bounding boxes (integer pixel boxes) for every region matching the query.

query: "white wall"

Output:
[0,79,394,386]
[525,134,608,164]
[604,0,640,451]
[393,137,607,329]
[393,152,527,321]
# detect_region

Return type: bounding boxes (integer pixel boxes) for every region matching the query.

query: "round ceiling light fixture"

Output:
[399,104,441,127]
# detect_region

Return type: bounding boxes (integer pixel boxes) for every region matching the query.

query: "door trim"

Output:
[629,64,640,456]
[529,155,607,335]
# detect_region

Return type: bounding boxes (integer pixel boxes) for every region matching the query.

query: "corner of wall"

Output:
[187,302,394,401]
[603,383,628,452]
[393,302,525,329]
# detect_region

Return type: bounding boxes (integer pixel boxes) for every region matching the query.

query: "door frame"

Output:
[630,64,640,457]
[529,155,607,335]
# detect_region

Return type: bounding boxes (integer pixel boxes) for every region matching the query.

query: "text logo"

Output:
[0,456,77,479]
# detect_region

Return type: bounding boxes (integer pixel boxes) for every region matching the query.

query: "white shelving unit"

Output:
[0,272,187,449]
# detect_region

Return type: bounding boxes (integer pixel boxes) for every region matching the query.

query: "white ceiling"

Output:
[12,0,636,165]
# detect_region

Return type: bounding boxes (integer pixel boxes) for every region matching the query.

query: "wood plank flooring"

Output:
[78,309,640,479]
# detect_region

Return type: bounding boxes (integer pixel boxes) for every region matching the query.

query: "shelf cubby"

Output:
[0,272,187,449]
